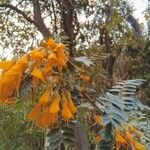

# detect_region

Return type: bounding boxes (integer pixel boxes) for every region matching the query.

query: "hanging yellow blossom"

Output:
[67,98,77,114]
[30,50,44,62]
[0,56,28,103]
[38,89,50,104]
[53,43,65,52]
[131,139,146,150]
[0,61,14,72]
[49,98,60,114]
[44,38,57,49]
[17,55,28,65]
[28,104,57,128]
[61,99,73,121]
[65,91,77,114]
[31,67,44,81]
[0,38,78,129]
[37,107,57,128]
[43,62,52,74]
[48,53,57,65]
[115,129,127,150]
[7,63,22,75]
[55,48,68,69]
[28,103,42,121]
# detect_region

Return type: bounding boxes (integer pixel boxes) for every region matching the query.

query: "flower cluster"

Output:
[115,126,145,150]
[0,38,68,103]
[0,56,28,103]
[0,38,77,128]
[28,90,77,128]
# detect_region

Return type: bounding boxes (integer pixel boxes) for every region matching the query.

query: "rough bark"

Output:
[31,0,52,38]
[57,0,76,56]
[74,123,89,150]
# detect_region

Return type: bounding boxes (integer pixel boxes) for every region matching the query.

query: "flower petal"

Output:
[61,100,73,121]
[38,89,50,104]
[49,98,60,114]
[31,67,44,81]
[67,98,77,114]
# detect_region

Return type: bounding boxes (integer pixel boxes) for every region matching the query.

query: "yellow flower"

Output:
[131,139,145,150]
[56,50,68,69]
[31,67,44,81]
[43,62,52,74]
[56,56,66,70]
[0,59,27,103]
[49,98,60,114]
[38,89,50,104]
[46,38,57,49]
[28,105,57,128]
[7,63,22,75]
[30,50,44,62]
[61,99,73,121]
[48,53,57,65]
[67,98,77,114]
[0,61,14,72]
[115,129,127,150]
[17,56,28,65]
[53,43,65,52]
[38,107,57,128]
[65,91,77,114]
[28,103,42,121]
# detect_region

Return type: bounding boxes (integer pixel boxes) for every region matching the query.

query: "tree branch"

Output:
[0,3,36,25]
[31,0,52,38]
[0,1,52,38]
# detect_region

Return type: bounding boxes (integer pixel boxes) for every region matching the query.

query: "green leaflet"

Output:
[47,127,75,150]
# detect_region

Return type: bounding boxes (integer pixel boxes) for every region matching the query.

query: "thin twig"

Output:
[82,92,102,113]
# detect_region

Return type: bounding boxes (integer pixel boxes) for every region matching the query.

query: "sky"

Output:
[131,0,147,24]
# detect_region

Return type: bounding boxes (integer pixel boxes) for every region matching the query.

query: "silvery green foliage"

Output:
[109,79,146,110]
[47,127,75,150]
[96,79,150,149]
[74,56,94,67]
[96,79,148,128]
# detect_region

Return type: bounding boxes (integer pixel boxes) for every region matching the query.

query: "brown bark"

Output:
[57,0,75,56]
[31,0,52,38]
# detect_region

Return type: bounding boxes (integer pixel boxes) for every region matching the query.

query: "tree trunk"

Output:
[74,123,89,150]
